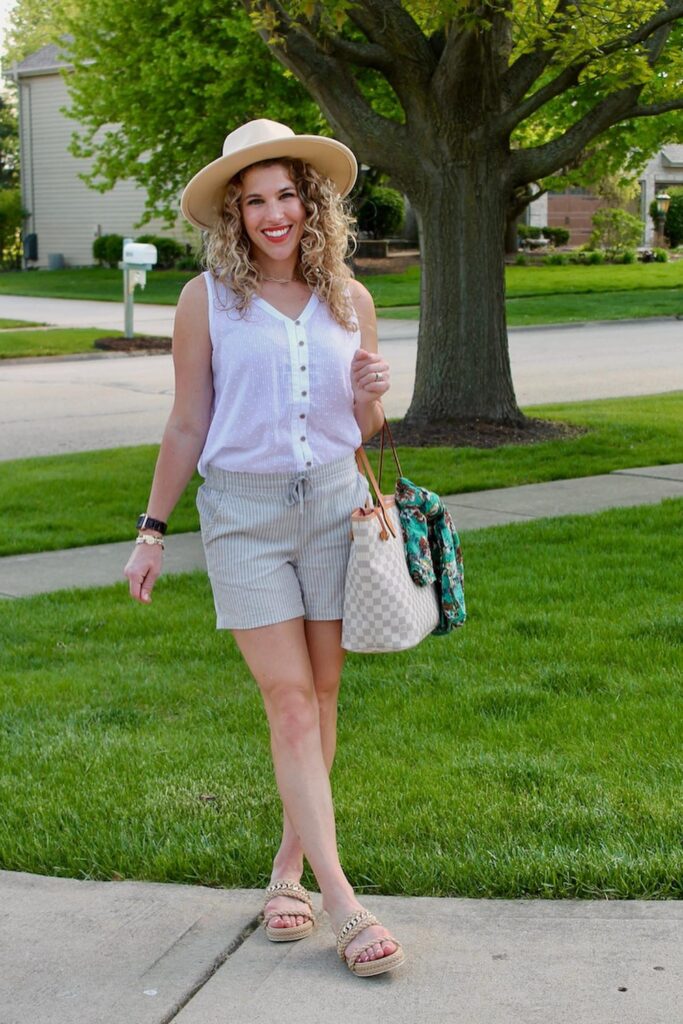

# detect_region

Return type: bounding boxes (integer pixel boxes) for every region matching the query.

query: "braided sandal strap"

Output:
[346,935,400,967]
[264,907,315,925]
[336,909,381,960]
[263,880,314,916]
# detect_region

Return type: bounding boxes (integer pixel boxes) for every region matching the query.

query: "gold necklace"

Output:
[260,272,297,284]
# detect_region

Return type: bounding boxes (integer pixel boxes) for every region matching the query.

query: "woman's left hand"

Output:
[351,348,391,405]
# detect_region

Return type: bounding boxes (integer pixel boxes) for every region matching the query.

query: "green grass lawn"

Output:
[0,318,43,329]
[0,328,124,359]
[379,288,683,323]
[0,261,680,310]
[367,262,683,309]
[0,393,680,557]
[0,268,191,304]
[1,499,680,896]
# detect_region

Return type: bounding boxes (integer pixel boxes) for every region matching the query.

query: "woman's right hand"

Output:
[124,543,164,604]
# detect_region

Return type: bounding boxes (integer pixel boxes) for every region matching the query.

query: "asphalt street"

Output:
[0,295,681,460]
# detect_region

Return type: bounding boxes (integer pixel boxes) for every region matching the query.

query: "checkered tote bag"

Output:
[342,444,439,653]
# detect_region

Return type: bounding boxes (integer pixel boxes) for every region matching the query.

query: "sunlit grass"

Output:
[1,500,680,896]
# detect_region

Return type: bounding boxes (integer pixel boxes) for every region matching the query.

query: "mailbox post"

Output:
[119,238,158,338]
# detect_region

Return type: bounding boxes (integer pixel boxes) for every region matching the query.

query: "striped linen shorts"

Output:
[196,453,371,630]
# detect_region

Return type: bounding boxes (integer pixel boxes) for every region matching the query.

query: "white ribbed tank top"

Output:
[198,271,363,476]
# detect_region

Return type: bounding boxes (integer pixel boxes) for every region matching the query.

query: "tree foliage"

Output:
[6,0,682,224]
[664,191,683,246]
[2,0,80,65]
[589,207,644,250]
[64,1,323,222]
[0,188,25,267]
[0,97,19,189]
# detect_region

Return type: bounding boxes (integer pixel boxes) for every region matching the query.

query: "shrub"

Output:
[515,253,528,266]
[589,208,643,251]
[356,186,405,239]
[653,247,669,263]
[544,226,570,246]
[587,249,605,264]
[663,193,683,248]
[517,224,542,239]
[135,234,185,270]
[0,188,25,269]
[175,251,201,271]
[93,233,124,268]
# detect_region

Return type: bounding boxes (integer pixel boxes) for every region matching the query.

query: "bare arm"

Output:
[124,274,213,603]
[349,279,389,442]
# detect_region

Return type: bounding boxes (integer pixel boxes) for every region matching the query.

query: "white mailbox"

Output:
[119,237,159,338]
[122,241,158,269]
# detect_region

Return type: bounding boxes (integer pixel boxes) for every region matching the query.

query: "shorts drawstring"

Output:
[286,474,309,515]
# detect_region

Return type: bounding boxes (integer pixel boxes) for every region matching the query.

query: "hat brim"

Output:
[180,135,358,230]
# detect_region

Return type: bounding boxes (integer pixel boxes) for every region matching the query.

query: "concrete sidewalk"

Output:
[2,870,680,1024]
[1,463,681,598]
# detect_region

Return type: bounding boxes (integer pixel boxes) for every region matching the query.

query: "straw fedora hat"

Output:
[180,119,358,230]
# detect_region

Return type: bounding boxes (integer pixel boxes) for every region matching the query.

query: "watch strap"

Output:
[136,513,167,535]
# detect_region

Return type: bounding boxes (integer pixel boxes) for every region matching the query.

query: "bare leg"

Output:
[231,617,397,965]
[270,620,344,897]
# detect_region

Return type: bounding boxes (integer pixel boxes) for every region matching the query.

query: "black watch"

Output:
[136,513,168,535]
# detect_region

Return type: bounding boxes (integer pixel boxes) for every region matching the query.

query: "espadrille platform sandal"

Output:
[262,880,315,942]
[336,909,405,977]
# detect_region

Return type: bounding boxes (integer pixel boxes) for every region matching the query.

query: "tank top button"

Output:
[295,320,301,326]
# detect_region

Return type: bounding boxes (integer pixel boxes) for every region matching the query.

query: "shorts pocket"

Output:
[196,483,226,535]
[355,470,371,509]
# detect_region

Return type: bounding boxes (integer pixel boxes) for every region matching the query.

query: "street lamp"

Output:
[654,191,671,246]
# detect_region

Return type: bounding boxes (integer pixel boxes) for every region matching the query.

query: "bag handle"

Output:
[346,286,402,495]
[354,445,397,539]
[377,417,403,493]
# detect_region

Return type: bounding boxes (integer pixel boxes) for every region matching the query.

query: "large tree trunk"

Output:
[405,159,524,426]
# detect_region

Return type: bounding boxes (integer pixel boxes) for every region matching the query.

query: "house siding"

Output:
[20,71,192,268]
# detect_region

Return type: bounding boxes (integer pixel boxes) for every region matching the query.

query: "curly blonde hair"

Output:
[203,158,357,330]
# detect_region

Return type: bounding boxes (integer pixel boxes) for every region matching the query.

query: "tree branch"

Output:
[502,0,683,110]
[242,2,411,180]
[500,0,575,106]
[346,0,436,73]
[324,0,436,132]
[629,98,683,118]
[433,2,514,108]
[509,84,643,185]
[320,32,393,71]
[498,1,683,135]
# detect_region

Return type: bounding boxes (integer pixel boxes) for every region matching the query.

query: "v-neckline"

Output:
[253,291,318,324]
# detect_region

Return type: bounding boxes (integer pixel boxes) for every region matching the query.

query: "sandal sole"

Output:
[349,946,405,977]
[265,920,315,942]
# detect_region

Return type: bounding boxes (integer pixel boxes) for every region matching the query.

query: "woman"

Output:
[124,119,404,978]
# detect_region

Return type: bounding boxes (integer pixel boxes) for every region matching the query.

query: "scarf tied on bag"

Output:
[394,477,466,635]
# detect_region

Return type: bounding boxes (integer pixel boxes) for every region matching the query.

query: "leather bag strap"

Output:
[354,446,397,539]
[377,418,403,493]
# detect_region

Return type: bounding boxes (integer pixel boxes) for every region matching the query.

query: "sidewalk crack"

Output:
[160,914,261,1023]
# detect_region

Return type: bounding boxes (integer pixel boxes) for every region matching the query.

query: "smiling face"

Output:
[239,162,307,272]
